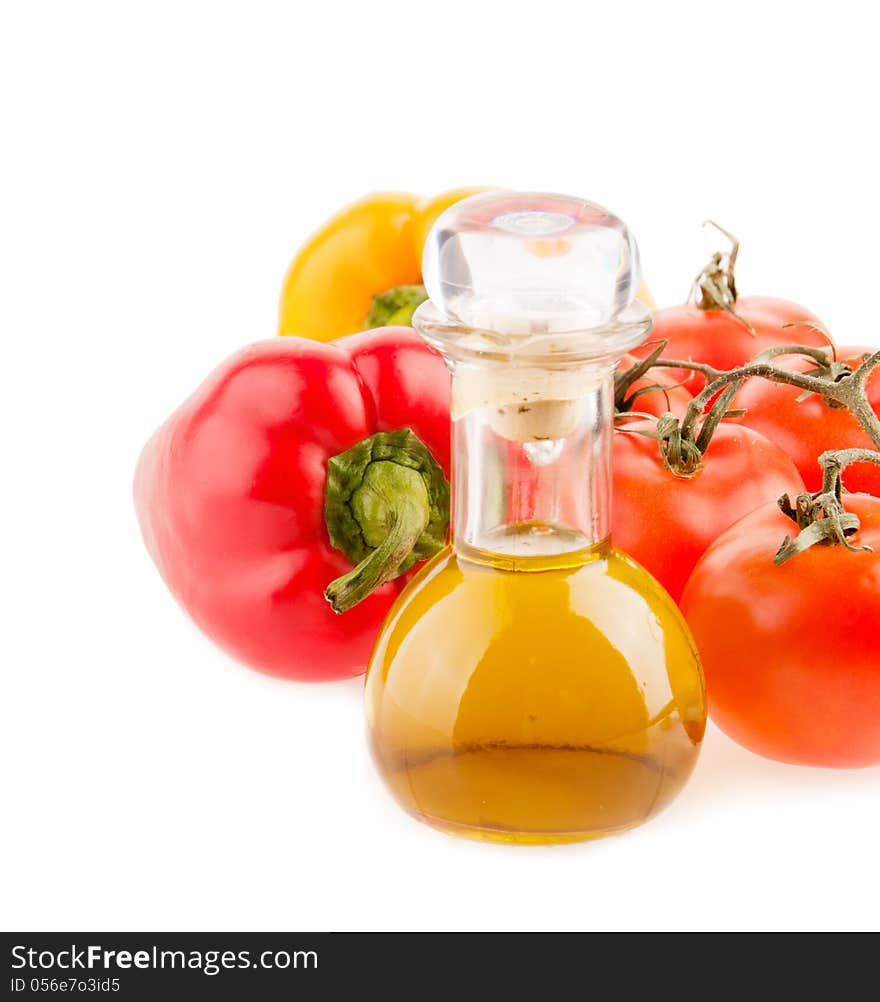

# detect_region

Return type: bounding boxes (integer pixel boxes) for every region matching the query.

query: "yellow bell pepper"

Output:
[278,187,488,340]
[278,187,653,340]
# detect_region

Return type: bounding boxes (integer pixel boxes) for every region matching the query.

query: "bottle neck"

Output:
[450,361,614,566]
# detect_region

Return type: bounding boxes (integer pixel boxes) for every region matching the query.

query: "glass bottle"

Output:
[364,192,706,844]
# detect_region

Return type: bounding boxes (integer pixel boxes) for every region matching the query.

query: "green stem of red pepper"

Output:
[323,428,449,613]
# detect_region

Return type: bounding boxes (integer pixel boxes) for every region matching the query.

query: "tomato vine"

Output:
[623,337,880,559]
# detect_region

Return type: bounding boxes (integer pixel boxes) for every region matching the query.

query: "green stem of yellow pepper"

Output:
[364,285,428,329]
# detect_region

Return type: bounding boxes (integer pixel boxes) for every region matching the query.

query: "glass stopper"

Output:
[422,191,641,334]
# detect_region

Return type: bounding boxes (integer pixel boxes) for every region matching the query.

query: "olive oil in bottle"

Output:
[365,192,706,843]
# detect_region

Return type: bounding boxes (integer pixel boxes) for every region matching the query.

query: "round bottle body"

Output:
[365,536,706,844]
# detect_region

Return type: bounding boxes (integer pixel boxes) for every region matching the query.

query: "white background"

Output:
[2,1,878,932]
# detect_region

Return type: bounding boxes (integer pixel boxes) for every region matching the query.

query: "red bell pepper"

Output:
[134,326,451,681]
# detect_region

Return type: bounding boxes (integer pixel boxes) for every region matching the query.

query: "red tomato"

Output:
[632,298,832,393]
[733,346,880,495]
[616,353,693,421]
[680,495,880,767]
[612,421,805,601]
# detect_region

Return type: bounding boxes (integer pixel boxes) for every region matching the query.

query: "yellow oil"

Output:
[365,531,706,844]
